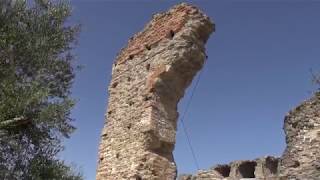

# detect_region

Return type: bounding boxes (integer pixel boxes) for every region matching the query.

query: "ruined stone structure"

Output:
[178,156,280,180]
[96,3,214,180]
[96,2,320,180]
[280,92,320,179]
[179,93,320,180]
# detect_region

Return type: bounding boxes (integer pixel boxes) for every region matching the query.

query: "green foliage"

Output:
[28,157,83,180]
[0,0,82,179]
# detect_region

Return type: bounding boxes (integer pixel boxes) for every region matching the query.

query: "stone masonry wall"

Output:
[179,156,280,180]
[279,92,320,179]
[96,3,214,180]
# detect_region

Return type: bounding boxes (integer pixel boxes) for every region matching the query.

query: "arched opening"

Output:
[214,165,231,177]
[238,161,257,178]
[265,156,279,175]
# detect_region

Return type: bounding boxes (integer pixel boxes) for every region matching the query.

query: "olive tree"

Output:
[0,0,82,179]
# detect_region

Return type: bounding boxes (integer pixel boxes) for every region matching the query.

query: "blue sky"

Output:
[62,1,320,179]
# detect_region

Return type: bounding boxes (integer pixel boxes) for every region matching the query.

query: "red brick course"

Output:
[116,5,197,65]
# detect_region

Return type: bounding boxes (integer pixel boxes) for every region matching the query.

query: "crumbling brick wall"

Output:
[96,3,214,180]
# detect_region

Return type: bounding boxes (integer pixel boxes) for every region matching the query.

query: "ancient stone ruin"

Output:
[179,156,280,179]
[280,93,320,179]
[179,93,320,180]
[96,3,214,180]
[96,3,320,180]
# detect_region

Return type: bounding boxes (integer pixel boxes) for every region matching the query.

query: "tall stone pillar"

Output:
[96,3,214,180]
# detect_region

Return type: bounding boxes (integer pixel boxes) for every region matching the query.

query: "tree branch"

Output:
[0,116,31,129]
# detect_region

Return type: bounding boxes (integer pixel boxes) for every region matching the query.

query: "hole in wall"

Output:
[238,161,257,178]
[128,101,134,106]
[265,156,279,174]
[292,122,298,128]
[213,165,231,177]
[145,44,151,50]
[144,95,152,101]
[146,64,151,71]
[112,82,118,88]
[292,161,300,168]
[168,30,175,39]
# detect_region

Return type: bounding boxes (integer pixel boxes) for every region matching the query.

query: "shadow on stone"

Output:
[238,161,257,178]
[213,164,231,177]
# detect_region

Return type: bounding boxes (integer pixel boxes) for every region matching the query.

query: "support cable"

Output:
[179,60,206,171]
